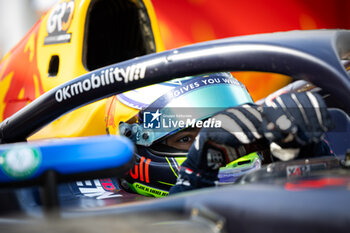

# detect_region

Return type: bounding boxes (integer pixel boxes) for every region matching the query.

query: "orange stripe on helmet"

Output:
[145,158,151,183]
[139,157,145,182]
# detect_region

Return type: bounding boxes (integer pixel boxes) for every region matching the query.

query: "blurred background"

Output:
[0,0,349,135]
[152,0,350,49]
[0,0,58,57]
[1,0,349,57]
[0,0,349,101]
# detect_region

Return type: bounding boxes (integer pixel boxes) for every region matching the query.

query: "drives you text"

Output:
[55,64,147,102]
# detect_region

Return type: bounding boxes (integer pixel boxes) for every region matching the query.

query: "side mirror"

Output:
[0,135,134,215]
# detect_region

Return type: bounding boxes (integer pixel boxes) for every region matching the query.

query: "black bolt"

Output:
[123,128,132,137]
[142,133,149,140]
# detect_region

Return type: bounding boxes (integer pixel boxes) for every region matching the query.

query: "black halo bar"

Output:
[1,30,349,143]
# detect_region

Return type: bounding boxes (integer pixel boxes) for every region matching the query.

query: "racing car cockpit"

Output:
[0,29,350,233]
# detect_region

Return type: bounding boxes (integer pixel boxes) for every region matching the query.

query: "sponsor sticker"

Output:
[286,164,311,177]
[44,0,75,45]
[134,182,168,197]
[55,64,147,102]
[0,146,41,179]
[73,179,122,199]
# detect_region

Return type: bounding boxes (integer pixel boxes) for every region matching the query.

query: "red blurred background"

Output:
[152,0,350,49]
[151,0,350,100]
[1,0,349,101]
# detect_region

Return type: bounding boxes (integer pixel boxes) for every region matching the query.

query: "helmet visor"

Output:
[123,73,253,146]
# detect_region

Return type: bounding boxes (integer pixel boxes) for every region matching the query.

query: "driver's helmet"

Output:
[106,72,261,197]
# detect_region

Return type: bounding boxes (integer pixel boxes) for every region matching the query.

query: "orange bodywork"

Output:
[0,20,44,121]
[4,0,344,139]
[0,0,164,139]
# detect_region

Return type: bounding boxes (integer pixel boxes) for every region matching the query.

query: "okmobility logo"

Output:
[55,64,147,102]
[143,109,222,129]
